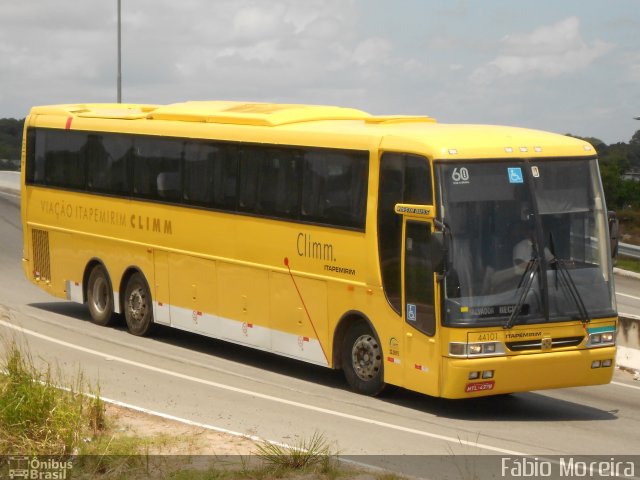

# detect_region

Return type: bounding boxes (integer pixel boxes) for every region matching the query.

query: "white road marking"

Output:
[611,381,640,391]
[0,318,526,455]
[617,292,640,301]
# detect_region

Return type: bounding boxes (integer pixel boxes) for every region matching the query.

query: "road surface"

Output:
[0,186,639,478]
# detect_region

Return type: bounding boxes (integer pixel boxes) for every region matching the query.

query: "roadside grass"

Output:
[253,432,340,478]
[0,338,398,479]
[0,340,106,456]
[617,256,640,274]
[0,338,191,461]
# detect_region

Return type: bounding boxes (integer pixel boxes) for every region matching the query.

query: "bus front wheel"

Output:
[124,272,155,336]
[87,264,115,326]
[342,322,385,396]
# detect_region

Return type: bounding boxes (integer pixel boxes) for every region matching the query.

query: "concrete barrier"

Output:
[617,314,640,374]
[0,170,20,194]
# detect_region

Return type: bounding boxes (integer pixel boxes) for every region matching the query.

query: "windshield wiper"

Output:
[504,255,540,330]
[547,234,591,326]
[551,257,591,326]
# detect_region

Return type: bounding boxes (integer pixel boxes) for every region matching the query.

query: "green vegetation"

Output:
[0,118,23,170]
[568,131,640,245]
[617,256,640,274]
[615,208,640,245]
[0,340,394,479]
[254,431,337,473]
[0,341,105,456]
[569,130,640,211]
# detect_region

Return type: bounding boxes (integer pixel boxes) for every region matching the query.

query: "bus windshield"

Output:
[437,158,616,327]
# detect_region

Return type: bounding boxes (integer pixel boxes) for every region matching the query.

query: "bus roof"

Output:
[28,101,595,160]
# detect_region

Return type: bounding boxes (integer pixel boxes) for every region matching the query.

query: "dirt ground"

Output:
[104,402,260,456]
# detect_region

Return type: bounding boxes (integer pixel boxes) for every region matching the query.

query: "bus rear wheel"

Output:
[342,322,385,396]
[124,272,155,336]
[87,264,115,326]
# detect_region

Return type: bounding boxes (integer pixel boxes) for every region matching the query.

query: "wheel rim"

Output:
[351,334,381,381]
[127,287,148,326]
[91,276,109,314]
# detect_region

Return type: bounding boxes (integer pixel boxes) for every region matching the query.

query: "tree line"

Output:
[0,118,23,170]
[572,130,640,210]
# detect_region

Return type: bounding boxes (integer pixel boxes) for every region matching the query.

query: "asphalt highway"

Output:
[1,185,639,477]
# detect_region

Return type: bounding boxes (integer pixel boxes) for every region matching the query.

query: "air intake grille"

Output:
[32,229,51,281]
[506,336,584,352]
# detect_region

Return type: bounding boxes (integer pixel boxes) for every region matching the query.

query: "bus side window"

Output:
[184,141,219,206]
[97,134,132,195]
[238,147,261,212]
[212,145,238,210]
[26,128,45,185]
[133,137,183,202]
[42,129,86,189]
[301,150,368,229]
[256,149,300,217]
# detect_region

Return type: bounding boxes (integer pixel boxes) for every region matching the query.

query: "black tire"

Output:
[123,272,155,336]
[87,264,115,326]
[342,321,385,396]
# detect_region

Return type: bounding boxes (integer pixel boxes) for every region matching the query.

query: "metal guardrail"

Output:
[619,242,640,259]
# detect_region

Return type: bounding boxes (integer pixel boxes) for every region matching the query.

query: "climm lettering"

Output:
[130,214,173,234]
[297,233,336,262]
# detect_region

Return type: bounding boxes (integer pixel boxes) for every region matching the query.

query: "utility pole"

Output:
[117,0,122,103]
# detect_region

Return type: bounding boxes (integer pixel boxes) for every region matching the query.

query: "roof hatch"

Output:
[147,101,371,126]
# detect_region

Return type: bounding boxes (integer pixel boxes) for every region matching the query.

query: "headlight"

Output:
[602,332,614,343]
[586,328,615,348]
[449,342,505,357]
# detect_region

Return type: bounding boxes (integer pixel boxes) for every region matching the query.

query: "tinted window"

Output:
[238,147,261,212]
[405,154,432,203]
[238,147,301,217]
[26,128,43,184]
[133,137,183,201]
[86,133,132,194]
[211,145,238,210]
[378,153,432,313]
[41,129,86,189]
[301,150,368,229]
[184,142,218,206]
[25,127,368,231]
[258,149,300,216]
[405,221,436,335]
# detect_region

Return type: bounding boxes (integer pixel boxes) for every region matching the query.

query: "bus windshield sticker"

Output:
[407,303,417,321]
[451,167,470,185]
[531,166,540,178]
[508,167,524,183]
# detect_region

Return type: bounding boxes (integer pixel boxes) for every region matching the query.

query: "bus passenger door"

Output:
[402,220,440,396]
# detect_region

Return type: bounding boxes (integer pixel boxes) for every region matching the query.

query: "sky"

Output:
[1,1,639,144]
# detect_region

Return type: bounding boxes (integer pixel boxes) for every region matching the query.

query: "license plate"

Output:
[465,381,495,393]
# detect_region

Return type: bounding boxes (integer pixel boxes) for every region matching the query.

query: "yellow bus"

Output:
[21,101,617,399]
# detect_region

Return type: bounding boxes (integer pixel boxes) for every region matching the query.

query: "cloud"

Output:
[0,0,404,112]
[471,17,613,84]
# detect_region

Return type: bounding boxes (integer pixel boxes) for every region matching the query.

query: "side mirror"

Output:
[608,211,619,259]
[431,230,447,274]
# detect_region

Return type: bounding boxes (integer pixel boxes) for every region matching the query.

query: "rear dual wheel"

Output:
[87,264,115,326]
[123,272,155,336]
